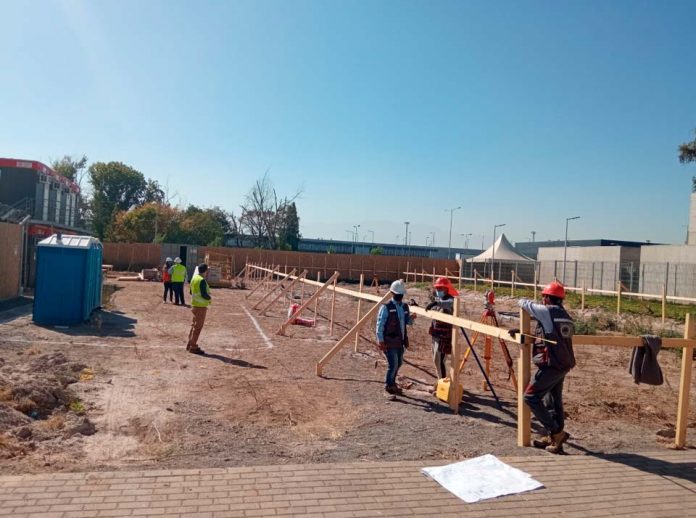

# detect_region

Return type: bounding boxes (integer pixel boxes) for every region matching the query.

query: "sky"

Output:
[1,0,695,248]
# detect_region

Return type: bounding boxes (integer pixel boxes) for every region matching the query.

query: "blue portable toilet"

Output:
[33,234,103,326]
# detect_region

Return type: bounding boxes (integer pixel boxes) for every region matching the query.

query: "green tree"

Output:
[278,202,301,251]
[143,179,165,204]
[88,162,147,239]
[171,205,227,246]
[108,203,179,243]
[679,129,696,192]
[370,247,384,255]
[51,155,88,187]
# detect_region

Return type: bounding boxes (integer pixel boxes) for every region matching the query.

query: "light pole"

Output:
[445,206,462,259]
[430,231,435,246]
[531,230,536,242]
[463,233,472,249]
[491,223,506,281]
[368,230,374,243]
[563,216,580,284]
[345,230,352,241]
[425,236,430,247]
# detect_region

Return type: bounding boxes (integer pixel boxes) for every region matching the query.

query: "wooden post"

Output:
[617,281,622,315]
[259,270,307,315]
[511,271,515,297]
[675,313,695,449]
[329,276,338,336]
[313,272,321,323]
[354,274,364,352]
[245,267,277,299]
[533,268,538,300]
[581,281,586,310]
[448,297,461,413]
[458,266,462,291]
[278,272,338,335]
[300,278,305,305]
[517,308,531,447]
[406,262,410,283]
[474,271,478,292]
[252,268,297,309]
[316,291,393,376]
[662,283,667,326]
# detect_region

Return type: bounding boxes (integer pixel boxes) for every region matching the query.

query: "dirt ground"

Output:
[0,277,694,474]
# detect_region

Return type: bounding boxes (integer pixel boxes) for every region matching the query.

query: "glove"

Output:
[508,328,520,338]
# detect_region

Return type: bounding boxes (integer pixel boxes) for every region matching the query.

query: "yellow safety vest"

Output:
[190,274,211,308]
[171,264,187,283]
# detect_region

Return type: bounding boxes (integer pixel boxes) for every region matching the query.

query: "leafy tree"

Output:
[278,202,301,251]
[679,129,696,192]
[370,247,384,255]
[51,155,88,187]
[143,179,165,204]
[108,203,178,243]
[88,162,147,239]
[177,206,226,246]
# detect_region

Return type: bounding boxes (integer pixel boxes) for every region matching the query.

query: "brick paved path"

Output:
[1,451,695,517]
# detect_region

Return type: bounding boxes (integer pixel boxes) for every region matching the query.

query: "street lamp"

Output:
[368,229,374,243]
[445,206,462,259]
[430,232,435,246]
[491,223,506,282]
[563,216,580,284]
[463,233,472,249]
[425,235,430,247]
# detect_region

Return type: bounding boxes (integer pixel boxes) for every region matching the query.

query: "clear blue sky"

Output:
[1,0,695,248]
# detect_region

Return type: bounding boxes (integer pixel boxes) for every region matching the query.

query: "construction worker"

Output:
[513,280,576,454]
[187,263,212,354]
[162,257,173,303]
[169,257,188,306]
[426,277,458,380]
[376,280,416,396]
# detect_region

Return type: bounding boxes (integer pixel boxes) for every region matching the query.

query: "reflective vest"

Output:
[171,264,187,283]
[190,274,211,308]
[534,305,576,371]
[383,301,409,349]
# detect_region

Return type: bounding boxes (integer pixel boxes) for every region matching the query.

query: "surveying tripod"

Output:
[458,290,517,391]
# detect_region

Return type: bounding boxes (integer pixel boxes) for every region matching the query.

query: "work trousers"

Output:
[524,366,567,435]
[187,306,208,350]
[384,347,404,388]
[172,282,185,305]
[431,338,449,379]
[163,282,173,302]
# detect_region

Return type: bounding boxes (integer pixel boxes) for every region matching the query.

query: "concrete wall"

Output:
[0,222,22,300]
[639,244,696,297]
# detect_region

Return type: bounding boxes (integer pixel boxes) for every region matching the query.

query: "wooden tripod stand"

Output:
[459,303,517,392]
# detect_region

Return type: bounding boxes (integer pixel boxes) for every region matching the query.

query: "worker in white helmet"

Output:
[375,279,416,397]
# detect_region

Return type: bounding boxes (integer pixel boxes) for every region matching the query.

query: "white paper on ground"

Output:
[421,454,544,503]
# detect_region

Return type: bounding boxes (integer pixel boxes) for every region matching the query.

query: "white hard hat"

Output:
[166,257,172,262]
[174,257,182,263]
[389,280,407,295]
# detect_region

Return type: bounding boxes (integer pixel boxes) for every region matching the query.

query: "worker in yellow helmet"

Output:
[187,263,212,355]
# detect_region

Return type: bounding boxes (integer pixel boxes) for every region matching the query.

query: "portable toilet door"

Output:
[33,234,103,326]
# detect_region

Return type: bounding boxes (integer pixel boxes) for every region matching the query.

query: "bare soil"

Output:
[0,278,693,474]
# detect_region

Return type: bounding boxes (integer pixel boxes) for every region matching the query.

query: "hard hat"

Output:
[165,257,172,262]
[174,257,182,263]
[434,277,459,297]
[542,281,565,299]
[389,280,407,295]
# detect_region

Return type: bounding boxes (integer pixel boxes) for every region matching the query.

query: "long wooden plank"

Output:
[244,267,276,299]
[316,291,393,376]
[259,270,307,315]
[517,308,531,447]
[277,272,339,335]
[676,314,695,449]
[354,274,364,352]
[252,269,296,309]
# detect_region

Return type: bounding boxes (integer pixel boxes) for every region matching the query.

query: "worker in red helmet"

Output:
[514,280,576,454]
[426,277,458,381]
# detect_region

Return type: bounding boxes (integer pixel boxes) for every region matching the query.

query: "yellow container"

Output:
[435,377,463,404]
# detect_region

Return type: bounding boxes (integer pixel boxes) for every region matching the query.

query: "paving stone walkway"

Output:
[1,450,695,517]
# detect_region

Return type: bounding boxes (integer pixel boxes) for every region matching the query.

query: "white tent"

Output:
[466,234,534,263]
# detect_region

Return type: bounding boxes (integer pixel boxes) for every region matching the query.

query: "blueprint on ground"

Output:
[421,454,544,503]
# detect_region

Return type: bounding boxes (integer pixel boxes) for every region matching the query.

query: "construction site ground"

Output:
[1,278,695,476]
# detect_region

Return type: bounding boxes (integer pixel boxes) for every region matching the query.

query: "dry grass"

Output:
[37,414,65,431]
[13,398,37,414]
[0,387,13,402]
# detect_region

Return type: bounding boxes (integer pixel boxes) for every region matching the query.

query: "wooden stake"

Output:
[448,297,461,413]
[259,270,307,315]
[511,271,515,297]
[616,281,622,315]
[533,268,537,300]
[316,291,393,376]
[245,267,277,299]
[675,313,695,449]
[252,268,297,309]
[581,281,586,310]
[314,272,321,323]
[329,276,338,336]
[517,308,531,447]
[354,274,364,352]
[662,283,667,326]
[300,278,305,305]
[278,272,339,335]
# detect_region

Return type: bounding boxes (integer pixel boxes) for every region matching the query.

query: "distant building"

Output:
[0,158,86,287]
[514,239,651,260]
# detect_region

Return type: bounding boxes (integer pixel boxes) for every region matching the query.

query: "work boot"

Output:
[189,347,206,356]
[546,430,569,454]
[532,435,552,449]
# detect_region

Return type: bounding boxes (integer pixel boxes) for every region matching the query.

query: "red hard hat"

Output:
[542,281,566,299]
[434,277,451,288]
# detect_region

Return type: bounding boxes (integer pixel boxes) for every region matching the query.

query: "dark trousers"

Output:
[431,338,448,379]
[384,347,404,388]
[187,307,207,350]
[524,366,567,435]
[172,282,185,305]
[163,282,173,302]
